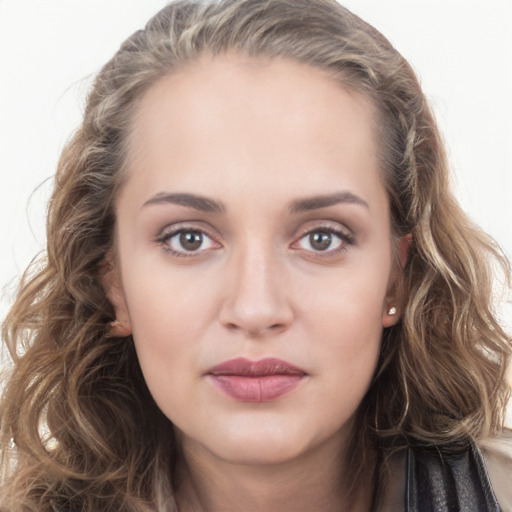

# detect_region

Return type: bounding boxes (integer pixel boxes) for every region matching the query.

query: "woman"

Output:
[1,0,510,510]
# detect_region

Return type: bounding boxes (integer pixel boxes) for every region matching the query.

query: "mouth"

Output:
[207,357,307,402]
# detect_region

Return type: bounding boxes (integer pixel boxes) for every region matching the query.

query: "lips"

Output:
[207,357,306,402]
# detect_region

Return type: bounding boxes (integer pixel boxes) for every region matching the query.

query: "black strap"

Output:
[405,441,501,512]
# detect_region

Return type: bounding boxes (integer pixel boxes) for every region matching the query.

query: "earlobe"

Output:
[100,252,132,337]
[108,319,132,338]
[382,304,400,328]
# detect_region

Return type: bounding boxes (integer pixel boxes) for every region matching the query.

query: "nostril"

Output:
[223,321,286,336]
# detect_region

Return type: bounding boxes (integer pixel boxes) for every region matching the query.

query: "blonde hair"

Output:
[1,0,510,510]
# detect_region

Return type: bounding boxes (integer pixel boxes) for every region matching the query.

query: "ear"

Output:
[100,252,132,337]
[382,234,412,328]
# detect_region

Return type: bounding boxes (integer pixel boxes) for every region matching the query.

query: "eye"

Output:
[293,227,352,254]
[157,228,220,256]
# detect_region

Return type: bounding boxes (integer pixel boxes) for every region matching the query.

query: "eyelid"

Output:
[155,220,219,239]
[290,221,355,256]
[293,220,354,241]
[154,222,223,257]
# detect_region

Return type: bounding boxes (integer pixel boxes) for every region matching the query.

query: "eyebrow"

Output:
[141,190,368,214]
[289,191,369,213]
[142,192,225,213]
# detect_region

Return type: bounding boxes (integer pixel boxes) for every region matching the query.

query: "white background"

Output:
[1,1,511,329]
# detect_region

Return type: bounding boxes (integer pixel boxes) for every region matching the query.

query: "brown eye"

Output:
[309,231,333,251]
[159,228,219,256]
[294,227,350,255]
[179,231,203,251]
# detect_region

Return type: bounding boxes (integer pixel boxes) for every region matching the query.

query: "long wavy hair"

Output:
[1,0,510,510]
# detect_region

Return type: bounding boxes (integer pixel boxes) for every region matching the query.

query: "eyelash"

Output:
[291,225,354,257]
[155,225,220,257]
[154,224,354,258]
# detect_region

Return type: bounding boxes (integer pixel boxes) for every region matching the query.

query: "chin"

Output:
[195,416,329,466]
[214,435,309,466]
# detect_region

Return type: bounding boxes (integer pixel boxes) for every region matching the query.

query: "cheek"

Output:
[316,297,383,388]
[299,259,389,390]
[121,266,220,400]
[313,311,382,435]
[125,258,219,333]
[300,254,390,339]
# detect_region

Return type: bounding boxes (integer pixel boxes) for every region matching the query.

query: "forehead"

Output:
[122,54,384,210]
[128,54,377,153]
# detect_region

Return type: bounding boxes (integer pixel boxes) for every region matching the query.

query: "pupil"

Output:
[180,231,203,251]
[310,232,331,251]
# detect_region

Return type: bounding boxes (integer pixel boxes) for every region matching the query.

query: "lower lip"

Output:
[209,375,304,402]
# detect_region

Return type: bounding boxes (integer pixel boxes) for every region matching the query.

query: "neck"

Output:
[175,434,374,512]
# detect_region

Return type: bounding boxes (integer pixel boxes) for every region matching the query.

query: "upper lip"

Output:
[208,357,306,377]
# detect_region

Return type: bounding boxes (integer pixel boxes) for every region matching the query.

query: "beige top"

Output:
[480,433,512,512]
[378,432,512,512]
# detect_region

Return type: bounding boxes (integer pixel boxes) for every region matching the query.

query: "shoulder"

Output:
[478,430,512,512]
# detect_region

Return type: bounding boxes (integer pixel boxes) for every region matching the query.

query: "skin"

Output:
[104,55,403,512]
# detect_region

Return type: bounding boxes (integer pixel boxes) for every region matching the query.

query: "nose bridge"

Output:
[240,243,277,302]
[220,238,292,335]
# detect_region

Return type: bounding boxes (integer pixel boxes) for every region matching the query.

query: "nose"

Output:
[218,245,294,337]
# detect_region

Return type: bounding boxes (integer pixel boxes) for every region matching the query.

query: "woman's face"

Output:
[107,55,401,466]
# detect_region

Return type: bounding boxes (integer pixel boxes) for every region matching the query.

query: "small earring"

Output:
[388,306,397,316]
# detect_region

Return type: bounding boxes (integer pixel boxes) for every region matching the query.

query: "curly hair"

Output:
[1,0,510,510]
